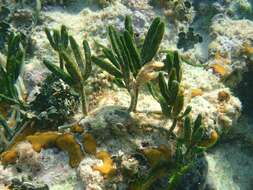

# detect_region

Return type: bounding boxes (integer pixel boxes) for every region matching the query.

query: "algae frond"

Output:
[92,16,165,112]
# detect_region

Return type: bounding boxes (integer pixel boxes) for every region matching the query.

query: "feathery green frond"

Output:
[43,59,75,86]
[92,16,165,112]
[69,36,87,81]
[44,31,92,116]
[151,51,184,117]
[92,56,123,78]
[45,25,69,68]
[141,18,165,65]
[60,52,83,84]
[0,114,13,140]
[0,33,25,104]
[83,40,92,81]
[125,15,134,38]
[0,93,20,106]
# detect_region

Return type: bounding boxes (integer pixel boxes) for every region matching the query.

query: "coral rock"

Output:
[136,61,164,86]
[1,141,41,170]
[218,115,232,130]
[214,52,231,65]
[218,91,230,102]
[15,141,41,171]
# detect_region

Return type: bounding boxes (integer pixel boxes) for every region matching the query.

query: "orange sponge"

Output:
[143,144,172,167]
[211,64,228,76]
[26,132,59,152]
[70,124,84,134]
[191,88,203,98]
[199,130,219,148]
[1,150,18,165]
[56,133,84,168]
[83,133,97,155]
[93,151,115,178]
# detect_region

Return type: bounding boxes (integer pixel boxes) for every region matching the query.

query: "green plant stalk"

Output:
[58,118,83,131]
[59,53,64,69]
[80,84,88,116]
[168,164,192,190]
[142,167,167,190]
[45,25,69,69]
[0,129,8,148]
[16,78,27,103]
[168,118,178,136]
[0,94,20,106]
[33,0,41,26]
[130,162,168,190]
[159,49,205,68]
[184,145,193,159]
[128,83,139,112]
[0,115,13,140]
[6,120,32,150]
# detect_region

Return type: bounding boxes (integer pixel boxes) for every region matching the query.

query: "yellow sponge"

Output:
[93,151,115,178]
[56,133,84,168]
[26,132,59,152]
[83,133,97,155]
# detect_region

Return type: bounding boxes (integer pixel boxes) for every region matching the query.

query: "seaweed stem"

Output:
[6,121,32,150]
[128,84,139,112]
[58,117,84,131]
[168,118,178,136]
[59,53,64,69]
[80,85,88,116]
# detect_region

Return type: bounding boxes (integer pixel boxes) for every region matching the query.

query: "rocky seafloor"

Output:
[0,0,253,190]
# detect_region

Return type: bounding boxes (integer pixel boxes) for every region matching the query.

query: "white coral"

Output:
[15,141,41,172]
[78,156,104,190]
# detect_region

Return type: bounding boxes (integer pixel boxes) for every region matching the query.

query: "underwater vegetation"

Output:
[0,6,11,50]
[0,32,33,156]
[0,33,25,102]
[149,51,190,136]
[93,16,165,112]
[44,27,92,116]
[127,49,217,189]
[44,25,69,69]
[129,113,211,190]
[0,11,222,189]
[0,32,85,148]
[0,33,26,131]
